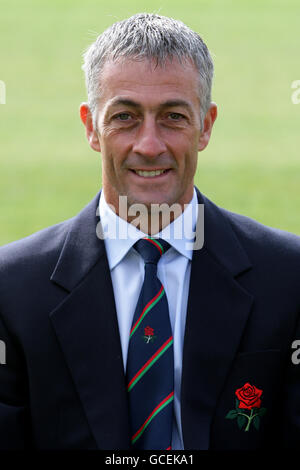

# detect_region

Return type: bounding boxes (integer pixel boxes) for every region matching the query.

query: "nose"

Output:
[132,117,167,158]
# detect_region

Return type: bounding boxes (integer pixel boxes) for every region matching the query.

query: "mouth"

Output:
[129,169,171,178]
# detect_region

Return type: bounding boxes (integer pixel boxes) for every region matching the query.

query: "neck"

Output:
[102,186,194,235]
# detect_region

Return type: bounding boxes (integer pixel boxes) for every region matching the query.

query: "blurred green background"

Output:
[0,0,299,245]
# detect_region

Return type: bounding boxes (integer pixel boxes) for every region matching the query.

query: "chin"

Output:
[128,195,178,209]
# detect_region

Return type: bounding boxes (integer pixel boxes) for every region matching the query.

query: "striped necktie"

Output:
[126,237,174,450]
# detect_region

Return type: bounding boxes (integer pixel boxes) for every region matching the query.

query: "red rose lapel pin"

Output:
[226,383,267,431]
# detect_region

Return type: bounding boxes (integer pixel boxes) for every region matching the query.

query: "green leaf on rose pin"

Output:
[225,383,267,431]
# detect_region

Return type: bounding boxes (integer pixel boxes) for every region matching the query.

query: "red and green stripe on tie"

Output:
[130,285,165,338]
[127,336,173,391]
[131,392,174,444]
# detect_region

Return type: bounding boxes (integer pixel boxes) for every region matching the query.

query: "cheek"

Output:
[168,132,199,163]
[101,153,120,181]
[100,148,129,187]
[101,132,133,159]
[181,146,198,174]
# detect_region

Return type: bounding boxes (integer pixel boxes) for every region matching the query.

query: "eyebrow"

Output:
[107,97,193,113]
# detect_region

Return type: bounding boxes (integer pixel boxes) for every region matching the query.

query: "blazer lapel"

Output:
[49,192,130,449]
[181,190,254,450]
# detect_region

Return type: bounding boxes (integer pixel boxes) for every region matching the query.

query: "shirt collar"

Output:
[99,188,198,270]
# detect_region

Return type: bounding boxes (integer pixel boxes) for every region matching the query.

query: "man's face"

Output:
[81,57,217,212]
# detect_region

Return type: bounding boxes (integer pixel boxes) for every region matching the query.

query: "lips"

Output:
[130,169,170,178]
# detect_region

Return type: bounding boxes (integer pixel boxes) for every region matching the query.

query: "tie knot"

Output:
[134,238,170,265]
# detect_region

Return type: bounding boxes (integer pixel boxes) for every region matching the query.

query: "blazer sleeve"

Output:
[0,313,31,449]
[282,311,300,448]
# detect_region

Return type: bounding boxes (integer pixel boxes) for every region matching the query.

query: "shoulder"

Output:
[222,206,300,251]
[0,191,101,297]
[197,188,300,283]
[198,188,300,261]
[0,218,72,282]
[220,206,300,274]
[0,191,101,274]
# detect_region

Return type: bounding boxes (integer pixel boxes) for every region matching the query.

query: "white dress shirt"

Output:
[98,188,198,450]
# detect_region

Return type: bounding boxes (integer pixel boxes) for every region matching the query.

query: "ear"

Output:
[198,102,218,152]
[79,103,101,153]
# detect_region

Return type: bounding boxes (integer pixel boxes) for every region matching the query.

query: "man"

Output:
[0,13,300,450]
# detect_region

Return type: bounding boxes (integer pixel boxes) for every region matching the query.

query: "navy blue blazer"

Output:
[0,188,300,450]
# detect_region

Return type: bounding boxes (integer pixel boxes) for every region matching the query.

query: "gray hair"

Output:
[82,13,214,129]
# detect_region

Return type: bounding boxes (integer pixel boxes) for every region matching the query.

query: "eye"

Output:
[115,113,132,121]
[168,112,185,121]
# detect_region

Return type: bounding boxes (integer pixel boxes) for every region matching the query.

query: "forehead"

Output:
[98,57,200,109]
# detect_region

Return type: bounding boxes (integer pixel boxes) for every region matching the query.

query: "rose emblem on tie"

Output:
[143,326,156,344]
[225,383,267,431]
